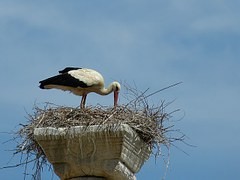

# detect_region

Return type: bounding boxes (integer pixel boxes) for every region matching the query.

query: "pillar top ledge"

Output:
[34,123,151,180]
[34,124,140,140]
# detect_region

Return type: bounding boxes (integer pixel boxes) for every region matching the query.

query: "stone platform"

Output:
[34,124,151,180]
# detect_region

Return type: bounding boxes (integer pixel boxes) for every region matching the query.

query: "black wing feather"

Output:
[39,73,89,89]
[59,67,82,74]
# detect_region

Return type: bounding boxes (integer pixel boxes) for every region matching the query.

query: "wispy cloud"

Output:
[1,1,240,179]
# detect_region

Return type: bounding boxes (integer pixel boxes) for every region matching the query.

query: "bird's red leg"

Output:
[80,94,87,109]
[83,94,87,108]
[80,95,85,109]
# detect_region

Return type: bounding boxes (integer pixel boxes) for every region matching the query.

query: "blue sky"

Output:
[1,1,240,179]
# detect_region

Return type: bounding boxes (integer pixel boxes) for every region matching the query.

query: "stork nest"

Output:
[4,84,185,180]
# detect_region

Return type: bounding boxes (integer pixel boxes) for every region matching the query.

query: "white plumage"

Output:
[39,67,121,108]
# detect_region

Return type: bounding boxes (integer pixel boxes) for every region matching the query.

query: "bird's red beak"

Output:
[114,91,119,108]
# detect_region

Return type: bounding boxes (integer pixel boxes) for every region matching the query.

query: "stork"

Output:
[39,67,121,109]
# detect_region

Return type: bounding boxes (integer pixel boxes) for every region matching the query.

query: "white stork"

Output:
[39,67,121,109]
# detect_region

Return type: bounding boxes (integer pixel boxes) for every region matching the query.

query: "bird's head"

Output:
[112,81,121,92]
[112,81,121,107]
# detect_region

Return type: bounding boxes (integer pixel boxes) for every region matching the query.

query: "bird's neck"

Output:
[98,83,114,95]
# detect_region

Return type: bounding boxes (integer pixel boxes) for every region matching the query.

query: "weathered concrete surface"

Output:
[34,124,151,180]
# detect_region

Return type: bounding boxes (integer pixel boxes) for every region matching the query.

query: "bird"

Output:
[39,67,121,109]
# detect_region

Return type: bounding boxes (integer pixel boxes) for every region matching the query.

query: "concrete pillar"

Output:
[34,124,151,180]
[70,177,105,180]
